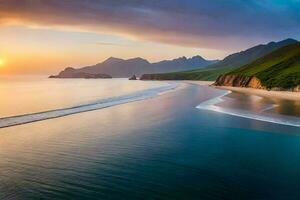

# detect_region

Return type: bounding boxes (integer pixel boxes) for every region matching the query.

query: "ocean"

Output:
[0,77,300,199]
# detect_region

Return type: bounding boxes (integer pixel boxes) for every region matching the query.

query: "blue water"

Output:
[0,83,300,199]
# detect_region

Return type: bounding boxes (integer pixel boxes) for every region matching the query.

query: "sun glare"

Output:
[0,58,5,67]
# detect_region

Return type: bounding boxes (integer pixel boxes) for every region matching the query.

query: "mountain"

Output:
[51,56,218,78]
[214,42,300,91]
[152,56,216,72]
[140,38,298,81]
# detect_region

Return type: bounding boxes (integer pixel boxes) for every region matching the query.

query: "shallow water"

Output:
[1,82,300,199]
[223,91,300,117]
[197,89,300,127]
[0,76,169,117]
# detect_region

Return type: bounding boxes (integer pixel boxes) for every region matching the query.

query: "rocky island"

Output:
[129,75,137,80]
[49,67,112,79]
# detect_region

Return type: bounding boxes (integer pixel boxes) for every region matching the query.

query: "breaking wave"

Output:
[196,90,300,127]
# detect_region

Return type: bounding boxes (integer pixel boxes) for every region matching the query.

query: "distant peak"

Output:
[64,67,75,71]
[278,38,298,44]
[181,56,187,60]
[128,57,144,61]
[191,55,205,60]
[127,57,150,63]
[173,56,187,61]
[107,56,120,60]
[270,38,298,46]
[267,41,276,45]
[103,57,124,64]
[281,38,298,42]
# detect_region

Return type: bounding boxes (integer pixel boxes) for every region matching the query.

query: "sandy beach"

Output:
[216,86,300,101]
[184,81,214,86]
[183,80,300,101]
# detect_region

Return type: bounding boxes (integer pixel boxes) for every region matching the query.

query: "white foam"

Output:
[196,90,300,127]
[0,83,178,128]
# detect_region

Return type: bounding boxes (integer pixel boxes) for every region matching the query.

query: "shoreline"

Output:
[182,80,300,101]
[216,86,300,101]
[183,81,214,86]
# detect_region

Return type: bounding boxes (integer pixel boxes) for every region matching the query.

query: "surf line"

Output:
[0,83,178,129]
[196,90,300,127]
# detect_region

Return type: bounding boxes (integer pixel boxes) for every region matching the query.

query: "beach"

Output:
[183,80,300,101]
[184,80,214,86]
[216,86,300,101]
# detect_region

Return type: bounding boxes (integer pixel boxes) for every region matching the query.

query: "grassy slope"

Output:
[140,66,236,80]
[228,43,300,89]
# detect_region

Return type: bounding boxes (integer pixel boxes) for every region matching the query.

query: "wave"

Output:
[196,90,300,127]
[0,83,178,129]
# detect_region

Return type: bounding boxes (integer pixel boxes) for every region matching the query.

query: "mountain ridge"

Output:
[140,38,298,81]
[51,55,218,78]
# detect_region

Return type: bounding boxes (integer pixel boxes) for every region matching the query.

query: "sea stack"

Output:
[129,75,137,80]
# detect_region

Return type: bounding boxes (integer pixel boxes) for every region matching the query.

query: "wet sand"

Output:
[216,86,300,101]
[183,80,300,101]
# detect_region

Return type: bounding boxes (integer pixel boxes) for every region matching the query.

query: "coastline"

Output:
[182,80,300,101]
[184,81,214,86]
[215,86,300,101]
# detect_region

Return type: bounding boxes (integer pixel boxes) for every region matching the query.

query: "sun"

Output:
[0,58,5,67]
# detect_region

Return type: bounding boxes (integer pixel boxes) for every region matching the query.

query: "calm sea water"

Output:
[0,76,169,118]
[0,78,300,199]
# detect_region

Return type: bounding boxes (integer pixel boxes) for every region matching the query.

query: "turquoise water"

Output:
[0,81,300,199]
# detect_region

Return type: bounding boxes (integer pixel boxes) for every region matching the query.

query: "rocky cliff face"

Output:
[214,74,300,91]
[214,75,265,89]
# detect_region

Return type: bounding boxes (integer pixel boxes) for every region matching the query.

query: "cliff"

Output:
[214,74,300,92]
[214,42,300,92]
[214,75,265,89]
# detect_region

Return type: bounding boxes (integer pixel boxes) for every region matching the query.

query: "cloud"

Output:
[0,0,299,50]
[95,42,133,47]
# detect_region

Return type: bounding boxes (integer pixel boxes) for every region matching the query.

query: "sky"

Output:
[0,0,299,74]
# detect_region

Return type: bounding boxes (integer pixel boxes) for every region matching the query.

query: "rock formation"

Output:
[214,75,264,89]
[129,75,137,80]
[49,67,112,79]
[214,74,300,92]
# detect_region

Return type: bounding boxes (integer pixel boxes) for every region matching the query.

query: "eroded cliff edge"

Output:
[214,75,300,92]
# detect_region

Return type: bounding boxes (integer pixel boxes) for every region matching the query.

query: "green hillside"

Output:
[140,67,230,80]
[227,42,300,89]
[140,39,298,81]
